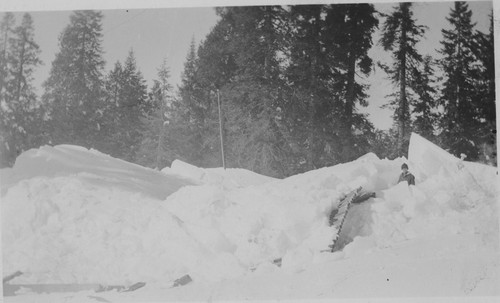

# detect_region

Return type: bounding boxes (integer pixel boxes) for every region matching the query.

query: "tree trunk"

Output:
[343,50,356,160]
[0,23,11,98]
[306,8,322,171]
[307,94,315,170]
[15,36,26,105]
[398,15,408,156]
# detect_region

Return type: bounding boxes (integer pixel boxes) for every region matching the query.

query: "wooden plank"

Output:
[328,187,362,252]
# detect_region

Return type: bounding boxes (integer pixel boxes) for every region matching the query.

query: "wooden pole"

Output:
[217,89,226,169]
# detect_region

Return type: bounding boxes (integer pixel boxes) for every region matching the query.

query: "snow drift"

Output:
[1,133,498,299]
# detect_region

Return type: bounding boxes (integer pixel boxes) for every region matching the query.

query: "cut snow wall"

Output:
[408,133,460,181]
[408,132,496,185]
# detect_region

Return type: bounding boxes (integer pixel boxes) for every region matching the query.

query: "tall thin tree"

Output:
[411,55,437,140]
[379,2,426,156]
[0,13,15,105]
[136,58,175,169]
[0,13,42,166]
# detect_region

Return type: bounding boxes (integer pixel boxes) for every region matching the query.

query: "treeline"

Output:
[0,2,495,177]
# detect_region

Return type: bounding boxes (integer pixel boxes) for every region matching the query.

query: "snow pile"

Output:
[1,133,498,298]
[1,146,285,284]
[162,159,277,188]
[1,145,194,199]
[338,134,498,248]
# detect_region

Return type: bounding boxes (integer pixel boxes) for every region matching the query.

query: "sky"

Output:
[0,0,495,130]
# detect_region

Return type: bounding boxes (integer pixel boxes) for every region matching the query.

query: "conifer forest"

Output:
[0,2,496,177]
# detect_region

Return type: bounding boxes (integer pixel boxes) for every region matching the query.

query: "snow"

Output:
[1,145,194,199]
[162,159,277,188]
[1,133,499,302]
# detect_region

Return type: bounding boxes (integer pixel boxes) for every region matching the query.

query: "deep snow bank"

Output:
[162,159,277,189]
[1,134,498,297]
[1,145,194,199]
[1,146,281,285]
[339,134,498,251]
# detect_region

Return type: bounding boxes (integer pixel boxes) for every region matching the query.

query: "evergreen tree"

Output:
[325,3,378,161]
[0,12,17,166]
[177,37,208,166]
[6,14,41,107]
[473,13,495,164]
[103,49,148,161]
[474,13,495,125]
[379,2,426,157]
[411,55,438,140]
[286,4,338,171]
[136,58,175,169]
[184,10,239,168]
[438,2,483,159]
[215,6,291,176]
[0,12,15,103]
[42,10,106,148]
[0,13,42,166]
[370,127,399,160]
[196,11,238,90]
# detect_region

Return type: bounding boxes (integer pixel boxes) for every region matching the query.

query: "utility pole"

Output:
[217,89,226,169]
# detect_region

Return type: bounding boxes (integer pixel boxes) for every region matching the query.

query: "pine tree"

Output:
[6,14,41,106]
[196,11,238,90]
[286,4,338,171]
[325,3,378,161]
[103,49,148,161]
[214,6,291,176]
[184,10,239,169]
[0,12,17,166]
[438,2,483,159]
[0,13,15,103]
[370,127,399,160]
[411,55,438,140]
[473,13,495,164]
[475,13,495,125]
[42,10,106,148]
[379,2,426,157]
[136,58,175,169]
[177,37,208,166]
[0,13,42,166]
[179,37,198,108]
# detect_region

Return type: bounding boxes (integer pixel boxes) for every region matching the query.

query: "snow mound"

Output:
[2,145,194,199]
[163,159,277,189]
[1,134,498,297]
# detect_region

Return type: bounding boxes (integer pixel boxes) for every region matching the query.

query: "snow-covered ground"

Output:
[1,133,499,302]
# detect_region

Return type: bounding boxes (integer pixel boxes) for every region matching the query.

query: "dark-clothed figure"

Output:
[398,163,415,185]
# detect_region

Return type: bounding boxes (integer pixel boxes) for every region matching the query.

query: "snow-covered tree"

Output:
[0,12,15,103]
[0,13,43,166]
[136,58,175,169]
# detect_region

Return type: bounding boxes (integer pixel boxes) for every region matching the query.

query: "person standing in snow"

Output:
[398,163,415,185]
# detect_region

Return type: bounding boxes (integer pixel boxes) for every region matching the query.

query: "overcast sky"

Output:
[1,0,495,130]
